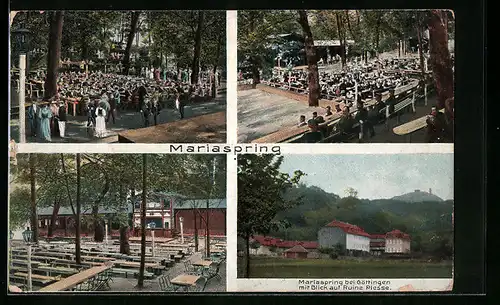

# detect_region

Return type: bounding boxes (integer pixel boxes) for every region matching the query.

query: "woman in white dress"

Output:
[94,106,107,138]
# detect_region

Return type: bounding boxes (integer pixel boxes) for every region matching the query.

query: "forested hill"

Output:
[391,190,444,203]
[270,184,453,255]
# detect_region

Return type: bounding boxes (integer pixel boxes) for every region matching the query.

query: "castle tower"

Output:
[429,188,432,194]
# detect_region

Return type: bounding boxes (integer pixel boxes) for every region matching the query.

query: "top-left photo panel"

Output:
[9,10,227,144]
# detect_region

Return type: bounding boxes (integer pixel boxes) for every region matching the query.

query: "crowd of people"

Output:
[23,68,223,142]
[265,57,420,102]
[296,90,399,143]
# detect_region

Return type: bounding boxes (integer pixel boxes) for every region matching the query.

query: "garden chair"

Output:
[158,274,177,292]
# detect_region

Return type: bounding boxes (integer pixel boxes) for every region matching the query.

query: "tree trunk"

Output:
[205,201,210,258]
[92,205,104,242]
[250,57,260,89]
[29,154,38,243]
[428,10,454,118]
[245,233,251,278]
[335,12,346,68]
[122,12,141,75]
[193,209,199,252]
[212,33,222,98]
[298,10,320,107]
[190,11,205,85]
[44,11,64,100]
[47,201,60,237]
[137,154,147,288]
[119,184,130,255]
[375,13,381,57]
[75,153,81,265]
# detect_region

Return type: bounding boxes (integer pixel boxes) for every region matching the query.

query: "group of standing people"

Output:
[27,99,68,142]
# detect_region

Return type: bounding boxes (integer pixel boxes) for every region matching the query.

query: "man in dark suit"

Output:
[301,119,323,143]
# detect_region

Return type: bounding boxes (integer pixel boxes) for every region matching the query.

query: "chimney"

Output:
[429,188,432,194]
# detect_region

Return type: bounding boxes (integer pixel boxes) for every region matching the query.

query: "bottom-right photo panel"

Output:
[236,153,453,292]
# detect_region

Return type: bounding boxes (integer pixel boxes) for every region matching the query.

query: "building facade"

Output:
[370,234,386,256]
[283,245,309,259]
[318,220,371,253]
[172,198,227,237]
[385,230,411,254]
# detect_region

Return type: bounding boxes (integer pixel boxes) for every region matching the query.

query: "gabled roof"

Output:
[386,229,411,240]
[325,220,371,237]
[284,245,309,253]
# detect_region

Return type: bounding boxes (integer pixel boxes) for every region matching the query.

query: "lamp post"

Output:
[12,28,31,143]
[22,227,34,291]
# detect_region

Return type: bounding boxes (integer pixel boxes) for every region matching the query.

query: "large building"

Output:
[385,229,411,254]
[172,198,227,237]
[318,220,371,254]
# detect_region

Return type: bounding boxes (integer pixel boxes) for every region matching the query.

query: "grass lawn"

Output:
[237,256,453,278]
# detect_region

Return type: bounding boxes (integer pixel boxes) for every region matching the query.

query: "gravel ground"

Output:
[237,89,324,143]
[10,94,226,143]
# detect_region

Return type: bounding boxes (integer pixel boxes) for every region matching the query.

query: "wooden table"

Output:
[113,261,160,268]
[38,264,113,292]
[170,274,200,287]
[81,255,116,260]
[117,111,226,143]
[192,260,212,267]
[210,249,225,253]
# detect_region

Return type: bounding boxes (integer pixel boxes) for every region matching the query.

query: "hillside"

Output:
[391,190,444,203]
[268,184,453,255]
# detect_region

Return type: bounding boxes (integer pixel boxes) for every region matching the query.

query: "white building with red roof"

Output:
[385,229,411,253]
[318,220,371,253]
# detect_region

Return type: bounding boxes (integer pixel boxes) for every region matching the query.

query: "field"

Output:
[237,256,453,278]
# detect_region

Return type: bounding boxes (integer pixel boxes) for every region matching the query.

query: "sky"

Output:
[279,154,454,200]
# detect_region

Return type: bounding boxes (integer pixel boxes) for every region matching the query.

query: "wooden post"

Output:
[412,92,416,112]
[105,221,108,245]
[19,54,26,143]
[358,121,364,142]
[180,217,184,244]
[27,244,32,291]
[151,230,155,257]
[424,83,428,106]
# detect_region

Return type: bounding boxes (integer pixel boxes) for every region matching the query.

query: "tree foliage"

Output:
[264,183,453,258]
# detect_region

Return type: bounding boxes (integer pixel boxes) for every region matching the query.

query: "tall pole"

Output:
[27,244,32,291]
[19,54,26,143]
[180,217,184,244]
[105,220,108,244]
[151,230,155,257]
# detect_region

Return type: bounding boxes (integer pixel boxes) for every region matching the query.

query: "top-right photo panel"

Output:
[237,10,454,144]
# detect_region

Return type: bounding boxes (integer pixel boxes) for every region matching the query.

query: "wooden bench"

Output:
[38,264,113,292]
[10,275,54,286]
[14,272,60,282]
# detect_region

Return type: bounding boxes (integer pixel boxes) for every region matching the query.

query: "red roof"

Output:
[386,229,411,240]
[325,220,371,237]
[251,235,318,249]
[284,245,309,253]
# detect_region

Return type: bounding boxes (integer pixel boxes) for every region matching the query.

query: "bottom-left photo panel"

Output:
[8,153,227,293]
